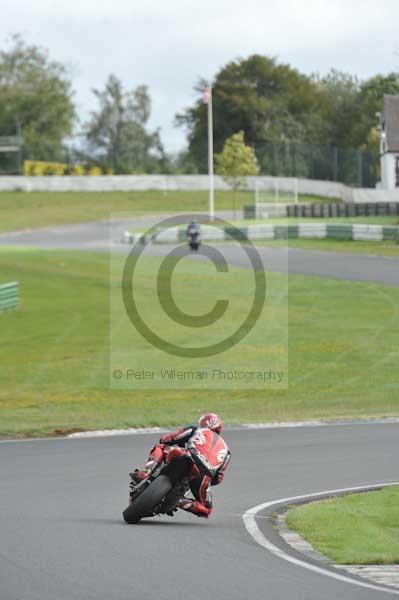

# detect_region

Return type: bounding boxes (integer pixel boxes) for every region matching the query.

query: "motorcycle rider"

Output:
[186,219,201,250]
[131,413,230,518]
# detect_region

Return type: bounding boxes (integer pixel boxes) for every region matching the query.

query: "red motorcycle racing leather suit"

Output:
[139,426,230,518]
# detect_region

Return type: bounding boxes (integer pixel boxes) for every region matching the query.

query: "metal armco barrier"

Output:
[0,281,19,312]
[145,224,399,244]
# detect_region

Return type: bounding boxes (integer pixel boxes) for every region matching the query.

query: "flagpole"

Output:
[207,86,214,221]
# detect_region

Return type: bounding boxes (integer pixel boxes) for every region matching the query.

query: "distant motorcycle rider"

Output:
[186,219,201,251]
[132,413,230,518]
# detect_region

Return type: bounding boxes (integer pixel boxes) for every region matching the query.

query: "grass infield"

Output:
[0,247,398,436]
[286,486,399,564]
[255,238,399,258]
[0,190,329,234]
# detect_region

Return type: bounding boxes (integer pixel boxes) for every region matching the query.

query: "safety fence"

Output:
[0,140,376,187]
[123,224,399,245]
[254,142,376,188]
[0,281,19,312]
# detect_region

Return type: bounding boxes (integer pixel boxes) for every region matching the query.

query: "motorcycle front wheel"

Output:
[123,474,173,524]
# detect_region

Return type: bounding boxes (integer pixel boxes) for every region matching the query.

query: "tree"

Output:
[0,34,75,161]
[216,130,259,187]
[311,70,399,150]
[312,70,361,148]
[175,55,323,172]
[176,52,399,183]
[353,74,399,146]
[313,70,399,183]
[215,131,259,217]
[84,75,164,173]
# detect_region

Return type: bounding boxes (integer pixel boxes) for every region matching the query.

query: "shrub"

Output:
[87,166,102,176]
[23,160,67,176]
[71,164,86,176]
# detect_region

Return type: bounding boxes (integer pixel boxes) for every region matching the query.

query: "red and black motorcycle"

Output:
[123,428,230,524]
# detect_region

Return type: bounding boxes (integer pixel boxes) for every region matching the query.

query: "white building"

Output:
[379,95,399,190]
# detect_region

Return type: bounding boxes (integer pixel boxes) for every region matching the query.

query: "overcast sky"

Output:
[2,0,399,153]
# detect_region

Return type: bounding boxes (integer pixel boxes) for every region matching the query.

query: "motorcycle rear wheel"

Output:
[123,474,173,524]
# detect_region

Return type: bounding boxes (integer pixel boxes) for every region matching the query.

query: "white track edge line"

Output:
[242,482,399,596]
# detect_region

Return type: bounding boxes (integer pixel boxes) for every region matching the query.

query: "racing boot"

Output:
[177,498,211,518]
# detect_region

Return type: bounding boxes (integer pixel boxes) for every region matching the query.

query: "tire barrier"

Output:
[244,202,399,220]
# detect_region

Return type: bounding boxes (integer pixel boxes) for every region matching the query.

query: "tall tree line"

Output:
[176,56,399,182]
[1,36,398,177]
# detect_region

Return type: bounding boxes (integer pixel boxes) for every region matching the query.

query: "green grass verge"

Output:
[0,190,328,234]
[0,247,398,436]
[240,239,399,258]
[156,237,399,258]
[286,486,399,564]
[110,252,287,392]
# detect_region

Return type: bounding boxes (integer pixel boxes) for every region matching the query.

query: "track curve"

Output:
[1,423,397,599]
[1,217,399,286]
[1,219,397,597]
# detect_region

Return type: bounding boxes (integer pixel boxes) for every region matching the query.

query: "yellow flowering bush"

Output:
[87,166,102,176]
[23,161,107,176]
[23,161,67,176]
[71,164,86,176]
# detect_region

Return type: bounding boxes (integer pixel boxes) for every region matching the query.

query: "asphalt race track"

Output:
[1,216,399,286]
[1,423,397,600]
[1,217,398,598]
